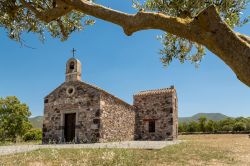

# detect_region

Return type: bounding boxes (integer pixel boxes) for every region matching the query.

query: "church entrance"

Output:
[64,113,76,142]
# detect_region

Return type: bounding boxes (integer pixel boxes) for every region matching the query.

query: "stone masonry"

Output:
[99,93,135,142]
[42,57,178,144]
[43,81,101,143]
[134,88,178,141]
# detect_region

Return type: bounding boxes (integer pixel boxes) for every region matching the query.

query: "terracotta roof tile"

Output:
[134,87,176,96]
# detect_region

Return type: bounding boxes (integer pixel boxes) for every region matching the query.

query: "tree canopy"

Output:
[179,117,250,133]
[1,0,250,86]
[0,96,32,142]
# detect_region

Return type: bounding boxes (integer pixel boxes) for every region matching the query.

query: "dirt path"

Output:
[0,141,181,156]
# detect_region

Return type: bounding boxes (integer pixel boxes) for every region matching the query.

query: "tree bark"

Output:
[21,0,250,87]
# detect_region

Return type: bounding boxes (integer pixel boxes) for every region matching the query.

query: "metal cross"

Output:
[71,48,76,58]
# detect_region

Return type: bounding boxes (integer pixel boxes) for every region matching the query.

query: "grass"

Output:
[0,134,250,166]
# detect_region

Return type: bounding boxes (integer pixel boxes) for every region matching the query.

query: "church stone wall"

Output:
[42,81,101,143]
[99,93,135,142]
[43,58,179,144]
[133,89,178,141]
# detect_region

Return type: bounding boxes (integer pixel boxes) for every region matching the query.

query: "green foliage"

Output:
[205,120,215,132]
[133,0,249,67]
[0,0,95,42]
[186,121,198,132]
[23,128,42,141]
[0,96,32,142]
[179,116,250,133]
[233,122,246,131]
[198,116,207,132]
[220,117,235,126]
[246,118,250,130]
[158,34,205,67]
[178,122,188,132]
[221,125,233,131]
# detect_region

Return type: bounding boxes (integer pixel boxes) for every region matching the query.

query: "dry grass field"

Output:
[0,134,249,166]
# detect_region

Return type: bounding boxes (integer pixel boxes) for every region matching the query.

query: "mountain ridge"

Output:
[179,113,229,123]
[29,116,43,128]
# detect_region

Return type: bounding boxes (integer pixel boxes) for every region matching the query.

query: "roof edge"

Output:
[78,81,134,109]
[134,87,176,96]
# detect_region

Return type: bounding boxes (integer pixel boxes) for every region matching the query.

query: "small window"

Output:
[170,108,173,113]
[66,87,75,96]
[68,88,73,94]
[44,99,48,103]
[149,121,155,133]
[69,62,75,70]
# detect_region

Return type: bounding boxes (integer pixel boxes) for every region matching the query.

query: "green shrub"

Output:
[23,129,42,141]
[233,122,246,132]
[0,96,32,142]
[222,125,233,132]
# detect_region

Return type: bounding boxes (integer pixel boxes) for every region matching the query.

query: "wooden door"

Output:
[64,113,76,142]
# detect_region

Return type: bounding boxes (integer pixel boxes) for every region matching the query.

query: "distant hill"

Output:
[29,113,230,129]
[179,113,229,123]
[29,116,43,128]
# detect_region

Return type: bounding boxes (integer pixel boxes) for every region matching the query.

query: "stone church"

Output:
[42,58,178,143]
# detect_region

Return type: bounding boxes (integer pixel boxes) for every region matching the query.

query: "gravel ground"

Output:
[0,140,181,156]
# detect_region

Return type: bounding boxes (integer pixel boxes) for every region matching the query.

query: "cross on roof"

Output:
[71,48,76,58]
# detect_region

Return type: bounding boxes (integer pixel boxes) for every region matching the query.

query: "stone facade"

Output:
[134,88,178,141]
[43,81,101,143]
[99,93,135,142]
[42,58,178,144]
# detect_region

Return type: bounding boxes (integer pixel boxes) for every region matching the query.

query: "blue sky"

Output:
[0,1,249,117]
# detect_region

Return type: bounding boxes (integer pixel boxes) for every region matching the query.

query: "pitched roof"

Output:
[45,82,65,98]
[45,81,134,109]
[134,87,176,96]
[82,81,134,109]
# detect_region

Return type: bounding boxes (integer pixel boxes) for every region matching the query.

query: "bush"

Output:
[23,129,42,141]
[187,121,198,132]
[222,125,233,132]
[233,122,246,132]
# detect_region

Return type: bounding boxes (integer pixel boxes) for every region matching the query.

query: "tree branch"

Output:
[57,19,67,38]
[65,0,195,40]
[236,33,250,45]
[21,0,250,87]
[20,0,72,23]
[63,0,250,87]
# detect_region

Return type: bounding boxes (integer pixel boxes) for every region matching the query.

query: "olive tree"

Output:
[1,0,250,86]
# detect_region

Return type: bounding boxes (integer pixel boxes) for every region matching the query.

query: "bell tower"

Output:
[65,58,82,82]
